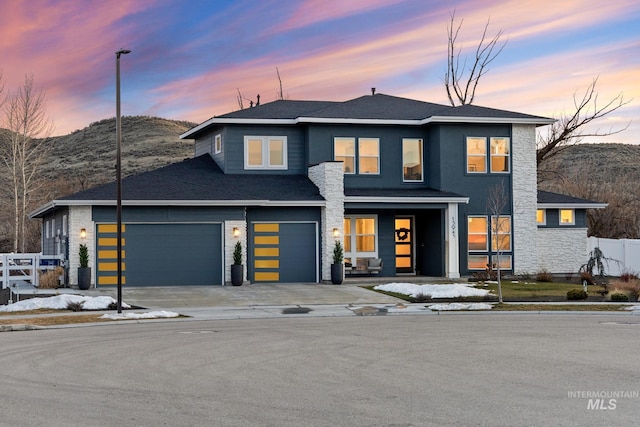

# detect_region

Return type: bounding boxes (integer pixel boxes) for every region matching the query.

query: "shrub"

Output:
[608,279,640,302]
[472,269,497,282]
[410,293,432,303]
[332,240,344,264]
[536,270,554,282]
[619,271,639,282]
[67,301,84,312]
[610,292,629,302]
[232,241,242,265]
[567,289,588,300]
[39,267,64,289]
[580,271,595,286]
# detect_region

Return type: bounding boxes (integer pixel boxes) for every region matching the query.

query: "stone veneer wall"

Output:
[511,124,538,274]
[308,162,344,282]
[68,205,93,286]
[537,228,588,273]
[225,220,247,285]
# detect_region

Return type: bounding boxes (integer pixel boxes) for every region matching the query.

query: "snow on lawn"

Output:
[101,311,179,320]
[428,303,492,311]
[0,295,130,312]
[374,282,492,299]
[625,305,640,311]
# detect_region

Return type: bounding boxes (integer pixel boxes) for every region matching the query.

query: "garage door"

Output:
[251,222,317,283]
[96,223,222,286]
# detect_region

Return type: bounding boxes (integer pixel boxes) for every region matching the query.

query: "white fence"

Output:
[0,253,65,289]
[587,237,640,276]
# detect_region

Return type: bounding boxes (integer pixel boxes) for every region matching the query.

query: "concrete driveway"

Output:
[85,282,404,310]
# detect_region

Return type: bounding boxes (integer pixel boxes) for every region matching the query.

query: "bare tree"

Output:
[0,75,54,252]
[487,180,510,303]
[536,77,630,170]
[276,67,285,100]
[444,10,506,106]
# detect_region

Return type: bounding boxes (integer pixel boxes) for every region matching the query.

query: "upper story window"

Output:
[244,136,287,170]
[335,138,355,173]
[214,134,222,154]
[560,209,575,225]
[490,137,510,173]
[466,136,511,174]
[358,138,379,174]
[466,137,487,173]
[536,209,546,225]
[334,137,379,174]
[403,138,423,182]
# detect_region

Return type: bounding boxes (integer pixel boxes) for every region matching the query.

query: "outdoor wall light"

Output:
[80,228,87,239]
[233,227,241,237]
[333,228,340,237]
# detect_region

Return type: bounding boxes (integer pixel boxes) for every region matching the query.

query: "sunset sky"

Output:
[1,0,638,143]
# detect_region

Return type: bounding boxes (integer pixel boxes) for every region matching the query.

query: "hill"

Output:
[39,115,196,192]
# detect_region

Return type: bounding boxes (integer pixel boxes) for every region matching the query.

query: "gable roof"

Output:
[181,93,554,139]
[30,155,324,217]
[537,190,607,209]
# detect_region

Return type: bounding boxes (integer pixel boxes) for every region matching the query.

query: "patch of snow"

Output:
[624,305,640,311]
[374,282,491,299]
[101,311,179,320]
[0,294,130,312]
[428,303,493,311]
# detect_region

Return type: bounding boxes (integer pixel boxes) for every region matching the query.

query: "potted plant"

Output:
[78,243,91,290]
[231,241,243,286]
[331,240,344,285]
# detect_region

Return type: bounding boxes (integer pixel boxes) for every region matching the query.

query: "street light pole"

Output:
[116,48,131,313]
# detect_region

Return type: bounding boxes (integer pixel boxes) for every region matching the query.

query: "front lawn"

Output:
[476,281,602,301]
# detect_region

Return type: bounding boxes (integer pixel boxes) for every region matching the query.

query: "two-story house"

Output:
[30,93,604,287]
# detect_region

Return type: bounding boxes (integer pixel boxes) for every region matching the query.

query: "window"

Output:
[466,137,487,173]
[403,138,423,182]
[490,137,510,173]
[358,138,379,174]
[490,254,512,270]
[244,136,287,169]
[468,216,488,251]
[335,138,355,174]
[491,216,512,252]
[334,137,379,174]
[468,255,489,270]
[62,215,67,236]
[214,134,222,154]
[344,216,378,262]
[536,209,546,225]
[560,209,574,225]
[46,220,50,239]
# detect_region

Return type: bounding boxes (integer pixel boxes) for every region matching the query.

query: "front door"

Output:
[395,217,414,274]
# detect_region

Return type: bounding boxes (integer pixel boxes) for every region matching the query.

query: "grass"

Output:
[478,281,598,299]
[491,303,629,312]
[0,313,109,326]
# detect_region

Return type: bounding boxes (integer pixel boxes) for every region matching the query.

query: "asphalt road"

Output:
[1,314,638,426]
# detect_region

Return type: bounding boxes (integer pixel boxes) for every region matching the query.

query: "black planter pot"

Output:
[330,263,343,285]
[78,267,91,290]
[231,264,243,286]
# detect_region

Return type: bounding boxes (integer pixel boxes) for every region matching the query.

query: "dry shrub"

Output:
[536,270,554,282]
[608,279,640,302]
[38,267,64,289]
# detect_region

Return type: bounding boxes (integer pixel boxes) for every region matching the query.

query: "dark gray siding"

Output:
[194,126,226,170]
[223,125,306,174]
[308,124,427,188]
[92,206,245,223]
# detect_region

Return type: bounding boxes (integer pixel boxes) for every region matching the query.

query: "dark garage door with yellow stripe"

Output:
[251,222,317,283]
[96,223,223,286]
